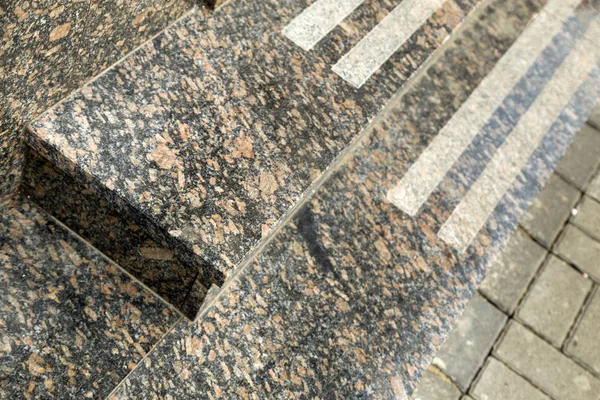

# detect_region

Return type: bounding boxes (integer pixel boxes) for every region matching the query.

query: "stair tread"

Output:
[26,0,480,281]
[0,197,180,398]
[109,1,600,398]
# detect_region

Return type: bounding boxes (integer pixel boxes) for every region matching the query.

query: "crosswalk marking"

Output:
[386,0,580,216]
[438,24,600,252]
[282,0,365,51]
[332,0,447,88]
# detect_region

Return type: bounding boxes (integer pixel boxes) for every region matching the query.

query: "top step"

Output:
[25,0,481,303]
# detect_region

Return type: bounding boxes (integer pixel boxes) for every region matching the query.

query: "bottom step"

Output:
[0,197,181,399]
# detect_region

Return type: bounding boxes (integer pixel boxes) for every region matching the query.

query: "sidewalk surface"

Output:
[411,105,600,400]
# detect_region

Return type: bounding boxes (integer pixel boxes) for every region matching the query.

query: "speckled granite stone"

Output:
[27,0,482,301]
[107,0,600,397]
[20,148,207,318]
[0,119,23,202]
[0,197,181,399]
[0,0,193,200]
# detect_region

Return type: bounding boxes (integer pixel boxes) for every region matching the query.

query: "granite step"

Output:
[0,0,196,201]
[108,0,600,398]
[23,0,483,318]
[0,196,181,399]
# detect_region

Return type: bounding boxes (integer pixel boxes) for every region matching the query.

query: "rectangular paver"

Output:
[555,124,600,191]
[432,295,507,391]
[554,224,600,281]
[520,173,580,248]
[587,171,600,203]
[516,255,592,346]
[493,321,600,400]
[471,357,551,400]
[572,195,600,241]
[566,290,600,376]
[410,370,461,400]
[588,103,600,130]
[479,230,547,314]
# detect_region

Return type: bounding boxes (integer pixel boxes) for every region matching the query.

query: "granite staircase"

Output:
[2,0,600,398]
[22,0,484,319]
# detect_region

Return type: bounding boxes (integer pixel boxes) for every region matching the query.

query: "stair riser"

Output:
[21,147,216,318]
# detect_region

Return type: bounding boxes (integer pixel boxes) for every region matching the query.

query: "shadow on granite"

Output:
[21,148,213,318]
[0,197,181,399]
[0,0,194,200]
[26,0,482,311]
[109,0,600,397]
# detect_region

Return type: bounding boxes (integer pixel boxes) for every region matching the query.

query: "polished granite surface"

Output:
[0,197,181,399]
[0,0,193,199]
[21,148,205,317]
[26,0,482,306]
[3,0,600,397]
[104,0,600,398]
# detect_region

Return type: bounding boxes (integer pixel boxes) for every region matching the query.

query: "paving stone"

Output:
[572,195,600,241]
[566,290,600,376]
[516,255,592,346]
[520,173,580,248]
[554,224,600,281]
[479,230,547,314]
[555,124,600,191]
[587,172,600,203]
[470,357,551,400]
[588,102,600,130]
[493,321,600,400]
[432,295,507,391]
[410,370,461,400]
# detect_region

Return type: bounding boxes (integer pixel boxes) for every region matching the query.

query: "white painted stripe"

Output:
[543,0,583,16]
[389,375,408,400]
[282,0,365,51]
[438,28,600,252]
[387,0,581,216]
[332,0,447,88]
